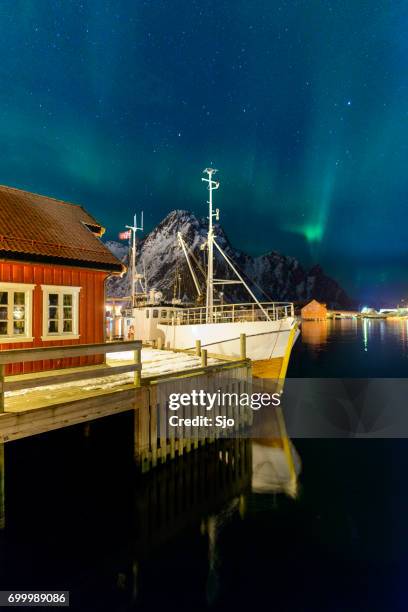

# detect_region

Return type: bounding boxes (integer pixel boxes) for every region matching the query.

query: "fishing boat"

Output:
[122,169,299,377]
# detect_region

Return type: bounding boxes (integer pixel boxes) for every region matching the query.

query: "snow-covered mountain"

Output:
[104,240,128,262]
[106,210,352,308]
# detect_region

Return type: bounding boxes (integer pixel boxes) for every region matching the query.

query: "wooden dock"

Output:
[0,341,251,445]
[0,339,255,527]
[0,330,297,529]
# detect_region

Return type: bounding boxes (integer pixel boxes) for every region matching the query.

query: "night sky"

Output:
[0,1,407,304]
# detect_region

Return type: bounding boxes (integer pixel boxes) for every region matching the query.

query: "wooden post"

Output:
[157,336,163,350]
[0,364,4,412]
[195,339,201,356]
[159,387,167,464]
[149,387,158,468]
[201,349,207,367]
[0,444,4,529]
[184,398,192,454]
[135,388,150,472]
[240,333,246,359]
[134,346,141,387]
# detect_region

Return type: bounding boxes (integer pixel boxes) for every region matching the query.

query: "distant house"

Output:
[0,185,124,374]
[301,299,327,320]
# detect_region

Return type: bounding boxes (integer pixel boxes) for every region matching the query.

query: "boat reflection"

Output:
[3,407,301,608]
[130,404,301,596]
[251,403,301,498]
[201,407,301,604]
[252,438,300,498]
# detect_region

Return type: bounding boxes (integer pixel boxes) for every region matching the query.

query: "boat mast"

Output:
[126,212,144,307]
[177,232,202,297]
[202,168,220,322]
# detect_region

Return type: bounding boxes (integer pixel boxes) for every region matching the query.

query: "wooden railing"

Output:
[136,361,252,472]
[0,341,142,412]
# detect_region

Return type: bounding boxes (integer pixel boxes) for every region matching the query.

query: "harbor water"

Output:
[1,319,408,611]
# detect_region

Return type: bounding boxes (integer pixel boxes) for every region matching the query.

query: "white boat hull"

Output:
[158,317,298,361]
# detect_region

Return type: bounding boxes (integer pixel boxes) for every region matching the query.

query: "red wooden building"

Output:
[0,185,124,374]
[300,299,327,321]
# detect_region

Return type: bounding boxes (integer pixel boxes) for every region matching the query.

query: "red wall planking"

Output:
[0,261,108,375]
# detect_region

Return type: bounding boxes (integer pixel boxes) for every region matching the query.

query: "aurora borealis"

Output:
[0,1,407,303]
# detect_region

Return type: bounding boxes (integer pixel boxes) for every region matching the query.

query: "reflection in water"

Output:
[1,401,302,611]
[301,319,329,347]
[4,323,408,612]
[290,317,408,378]
[252,440,300,497]
[205,498,242,605]
[134,439,252,557]
[200,407,301,605]
[363,317,368,351]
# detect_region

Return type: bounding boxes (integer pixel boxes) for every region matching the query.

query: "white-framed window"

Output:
[41,285,81,341]
[0,282,35,343]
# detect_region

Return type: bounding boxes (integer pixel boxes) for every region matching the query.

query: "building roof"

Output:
[0,185,124,273]
[301,299,327,310]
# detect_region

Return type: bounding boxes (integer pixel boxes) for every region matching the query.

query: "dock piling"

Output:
[135,389,150,472]
[134,346,142,387]
[201,349,207,367]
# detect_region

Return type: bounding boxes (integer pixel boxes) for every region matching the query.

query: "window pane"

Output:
[63,320,72,333]
[63,306,72,319]
[63,294,72,306]
[14,292,25,305]
[0,292,8,305]
[0,322,7,335]
[13,306,24,321]
[48,320,58,333]
[13,320,25,335]
[49,306,58,319]
[0,307,7,321]
[49,294,59,306]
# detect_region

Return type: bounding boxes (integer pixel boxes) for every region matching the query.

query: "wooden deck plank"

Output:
[0,386,143,442]
[5,364,140,392]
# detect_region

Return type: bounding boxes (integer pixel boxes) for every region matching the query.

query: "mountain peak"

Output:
[106,209,352,308]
